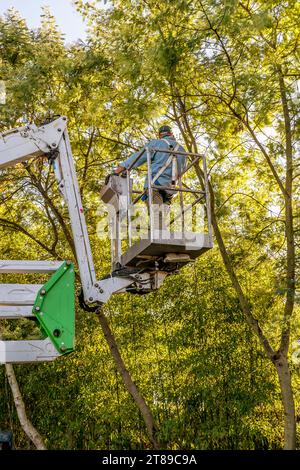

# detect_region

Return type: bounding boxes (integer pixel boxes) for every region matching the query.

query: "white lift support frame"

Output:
[0,116,213,363]
[0,117,155,363]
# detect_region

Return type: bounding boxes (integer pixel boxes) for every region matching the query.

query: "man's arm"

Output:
[113,149,146,174]
[114,139,159,173]
[115,148,147,173]
[114,150,145,174]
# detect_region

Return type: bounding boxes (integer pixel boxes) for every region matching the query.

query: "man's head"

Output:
[158,125,173,138]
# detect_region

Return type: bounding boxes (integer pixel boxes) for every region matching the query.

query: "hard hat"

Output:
[158,125,172,135]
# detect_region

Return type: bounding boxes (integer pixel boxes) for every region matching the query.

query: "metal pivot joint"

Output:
[0,261,75,363]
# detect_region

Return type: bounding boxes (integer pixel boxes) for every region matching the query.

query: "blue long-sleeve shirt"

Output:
[119,136,186,189]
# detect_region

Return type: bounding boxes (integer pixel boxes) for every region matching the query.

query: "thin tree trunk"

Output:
[209,179,296,450]
[210,204,275,358]
[171,96,297,448]
[277,67,296,449]
[5,364,47,450]
[96,308,161,450]
[273,355,296,449]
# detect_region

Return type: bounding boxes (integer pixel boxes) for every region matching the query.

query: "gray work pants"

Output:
[149,189,172,234]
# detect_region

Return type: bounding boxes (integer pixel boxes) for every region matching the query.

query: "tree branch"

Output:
[5,364,47,450]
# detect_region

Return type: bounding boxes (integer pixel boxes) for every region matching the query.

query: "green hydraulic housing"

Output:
[33,261,75,355]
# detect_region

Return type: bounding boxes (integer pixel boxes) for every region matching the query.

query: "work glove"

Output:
[104,172,118,185]
[105,169,127,185]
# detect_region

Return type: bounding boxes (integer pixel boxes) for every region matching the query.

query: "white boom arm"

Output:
[0,117,151,363]
[0,116,211,363]
[0,117,139,306]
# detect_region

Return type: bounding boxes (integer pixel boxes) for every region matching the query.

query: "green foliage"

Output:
[0,0,299,450]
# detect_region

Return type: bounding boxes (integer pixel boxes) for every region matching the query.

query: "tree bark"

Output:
[277,67,295,355]
[273,355,296,449]
[277,68,296,449]
[96,308,161,450]
[5,364,47,450]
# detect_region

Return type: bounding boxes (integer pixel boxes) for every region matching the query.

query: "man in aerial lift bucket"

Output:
[112,125,187,232]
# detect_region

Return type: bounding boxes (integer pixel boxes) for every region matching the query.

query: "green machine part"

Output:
[33,261,75,355]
